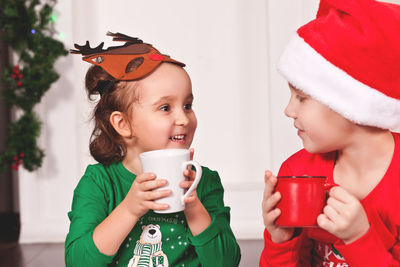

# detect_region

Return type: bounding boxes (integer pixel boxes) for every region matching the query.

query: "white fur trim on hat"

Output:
[278,34,400,130]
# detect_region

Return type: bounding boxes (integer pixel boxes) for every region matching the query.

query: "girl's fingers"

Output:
[146,201,169,211]
[180,180,193,189]
[135,172,156,183]
[190,148,194,160]
[143,189,172,201]
[140,179,168,191]
[183,195,196,204]
[184,169,196,181]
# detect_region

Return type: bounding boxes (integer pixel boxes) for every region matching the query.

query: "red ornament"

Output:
[149,54,164,61]
[11,74,17,79]
[11,164,18,171]
[17,81,23,87]
[13,156,18,161]
[13,65,19,71]
[18,74,23,79]
[19,153,25,158]
[18,160,22,165]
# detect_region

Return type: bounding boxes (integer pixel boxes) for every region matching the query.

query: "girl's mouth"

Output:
[169,134,186,143]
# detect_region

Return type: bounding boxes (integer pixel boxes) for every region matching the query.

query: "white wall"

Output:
[16,0,400,243]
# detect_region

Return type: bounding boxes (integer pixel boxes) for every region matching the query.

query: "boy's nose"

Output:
[284,101,296,118]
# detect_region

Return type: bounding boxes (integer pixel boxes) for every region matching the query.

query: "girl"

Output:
[65,32,240,267]
[261,0,400,266]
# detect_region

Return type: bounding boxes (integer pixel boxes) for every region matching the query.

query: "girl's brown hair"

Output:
[85,65,137,165]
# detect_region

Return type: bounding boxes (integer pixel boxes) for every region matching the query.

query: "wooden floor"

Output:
[0,239,263,267]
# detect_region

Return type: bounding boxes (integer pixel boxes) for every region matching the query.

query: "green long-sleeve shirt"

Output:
[65,162,241,267]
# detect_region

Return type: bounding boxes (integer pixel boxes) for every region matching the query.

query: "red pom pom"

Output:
[18,74,23,79]
[149,54,164,61]
[11,74,17,79]
[17,81,23,87]
[13,156,18,161]
[13,65,19,71]
[19,153,25,158]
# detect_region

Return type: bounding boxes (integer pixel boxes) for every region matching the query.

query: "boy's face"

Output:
[284,84,355,153]
[128,63,197,154]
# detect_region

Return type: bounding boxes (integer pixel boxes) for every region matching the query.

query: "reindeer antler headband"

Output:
[70,32,185,81]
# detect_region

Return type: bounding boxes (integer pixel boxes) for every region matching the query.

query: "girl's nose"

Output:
[175,110,189,126]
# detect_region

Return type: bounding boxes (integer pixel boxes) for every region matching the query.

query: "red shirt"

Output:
[260,132,400,266]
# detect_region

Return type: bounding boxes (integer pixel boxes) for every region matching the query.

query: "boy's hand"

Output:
[317,186,370,244]
[262,170,295,243]
[180,148,199,206]
[123,172,171,219]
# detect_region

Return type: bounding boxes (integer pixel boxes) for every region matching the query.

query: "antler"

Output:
[106,31,143,45]
[70,41,106,55]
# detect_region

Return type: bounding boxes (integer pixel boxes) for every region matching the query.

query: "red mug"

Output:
[275,176,337,227]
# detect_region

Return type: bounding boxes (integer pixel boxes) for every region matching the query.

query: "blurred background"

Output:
[1,0,399,266]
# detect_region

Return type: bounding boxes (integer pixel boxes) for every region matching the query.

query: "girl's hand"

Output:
[317,186,370,244]
[262,170,295,243]
[180,148,211,235]
[180,148,199,206]
[122,172,171,219]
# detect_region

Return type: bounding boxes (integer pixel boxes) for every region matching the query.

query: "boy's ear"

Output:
[109,111,132,138]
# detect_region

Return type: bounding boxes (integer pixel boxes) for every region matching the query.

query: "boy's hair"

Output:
[278,0,400,130]
[85,65,138,165]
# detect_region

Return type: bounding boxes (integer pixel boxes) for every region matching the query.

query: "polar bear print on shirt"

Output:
[127,224,168,267]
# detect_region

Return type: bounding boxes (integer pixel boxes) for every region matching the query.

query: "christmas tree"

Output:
[0,0,67,171]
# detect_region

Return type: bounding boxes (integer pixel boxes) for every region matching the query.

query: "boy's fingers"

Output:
[326,197,346,213]
[263,192,281,212]
[329,186,355,204]
[263,170,277,200]
[265,208,281,227]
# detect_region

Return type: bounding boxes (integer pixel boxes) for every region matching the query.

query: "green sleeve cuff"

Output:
[86,230,116,263]
[187,213,221,246]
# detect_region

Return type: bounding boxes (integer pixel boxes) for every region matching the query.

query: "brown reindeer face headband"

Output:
[70,32,185,81]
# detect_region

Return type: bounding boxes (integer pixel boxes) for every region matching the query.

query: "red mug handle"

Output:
[324,182,339,190]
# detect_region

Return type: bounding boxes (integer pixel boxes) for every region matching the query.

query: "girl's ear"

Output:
[109,111,132,138]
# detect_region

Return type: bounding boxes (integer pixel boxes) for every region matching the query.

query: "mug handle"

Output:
[181,161,202,205]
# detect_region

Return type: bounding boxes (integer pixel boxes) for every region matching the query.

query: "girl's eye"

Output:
[160,105,170,111]
[184,103,192,110]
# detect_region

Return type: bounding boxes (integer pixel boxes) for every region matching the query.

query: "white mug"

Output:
[139,149,202,213]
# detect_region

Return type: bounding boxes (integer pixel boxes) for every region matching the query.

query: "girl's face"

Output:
[129,63,197,154]
[284,84,355,153]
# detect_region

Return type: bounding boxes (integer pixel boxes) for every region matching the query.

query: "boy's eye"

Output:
[160,105,170,111]
[296,95,307,102]
[184,103,192,110]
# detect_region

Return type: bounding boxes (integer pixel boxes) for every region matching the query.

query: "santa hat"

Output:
[278,0,400,129]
